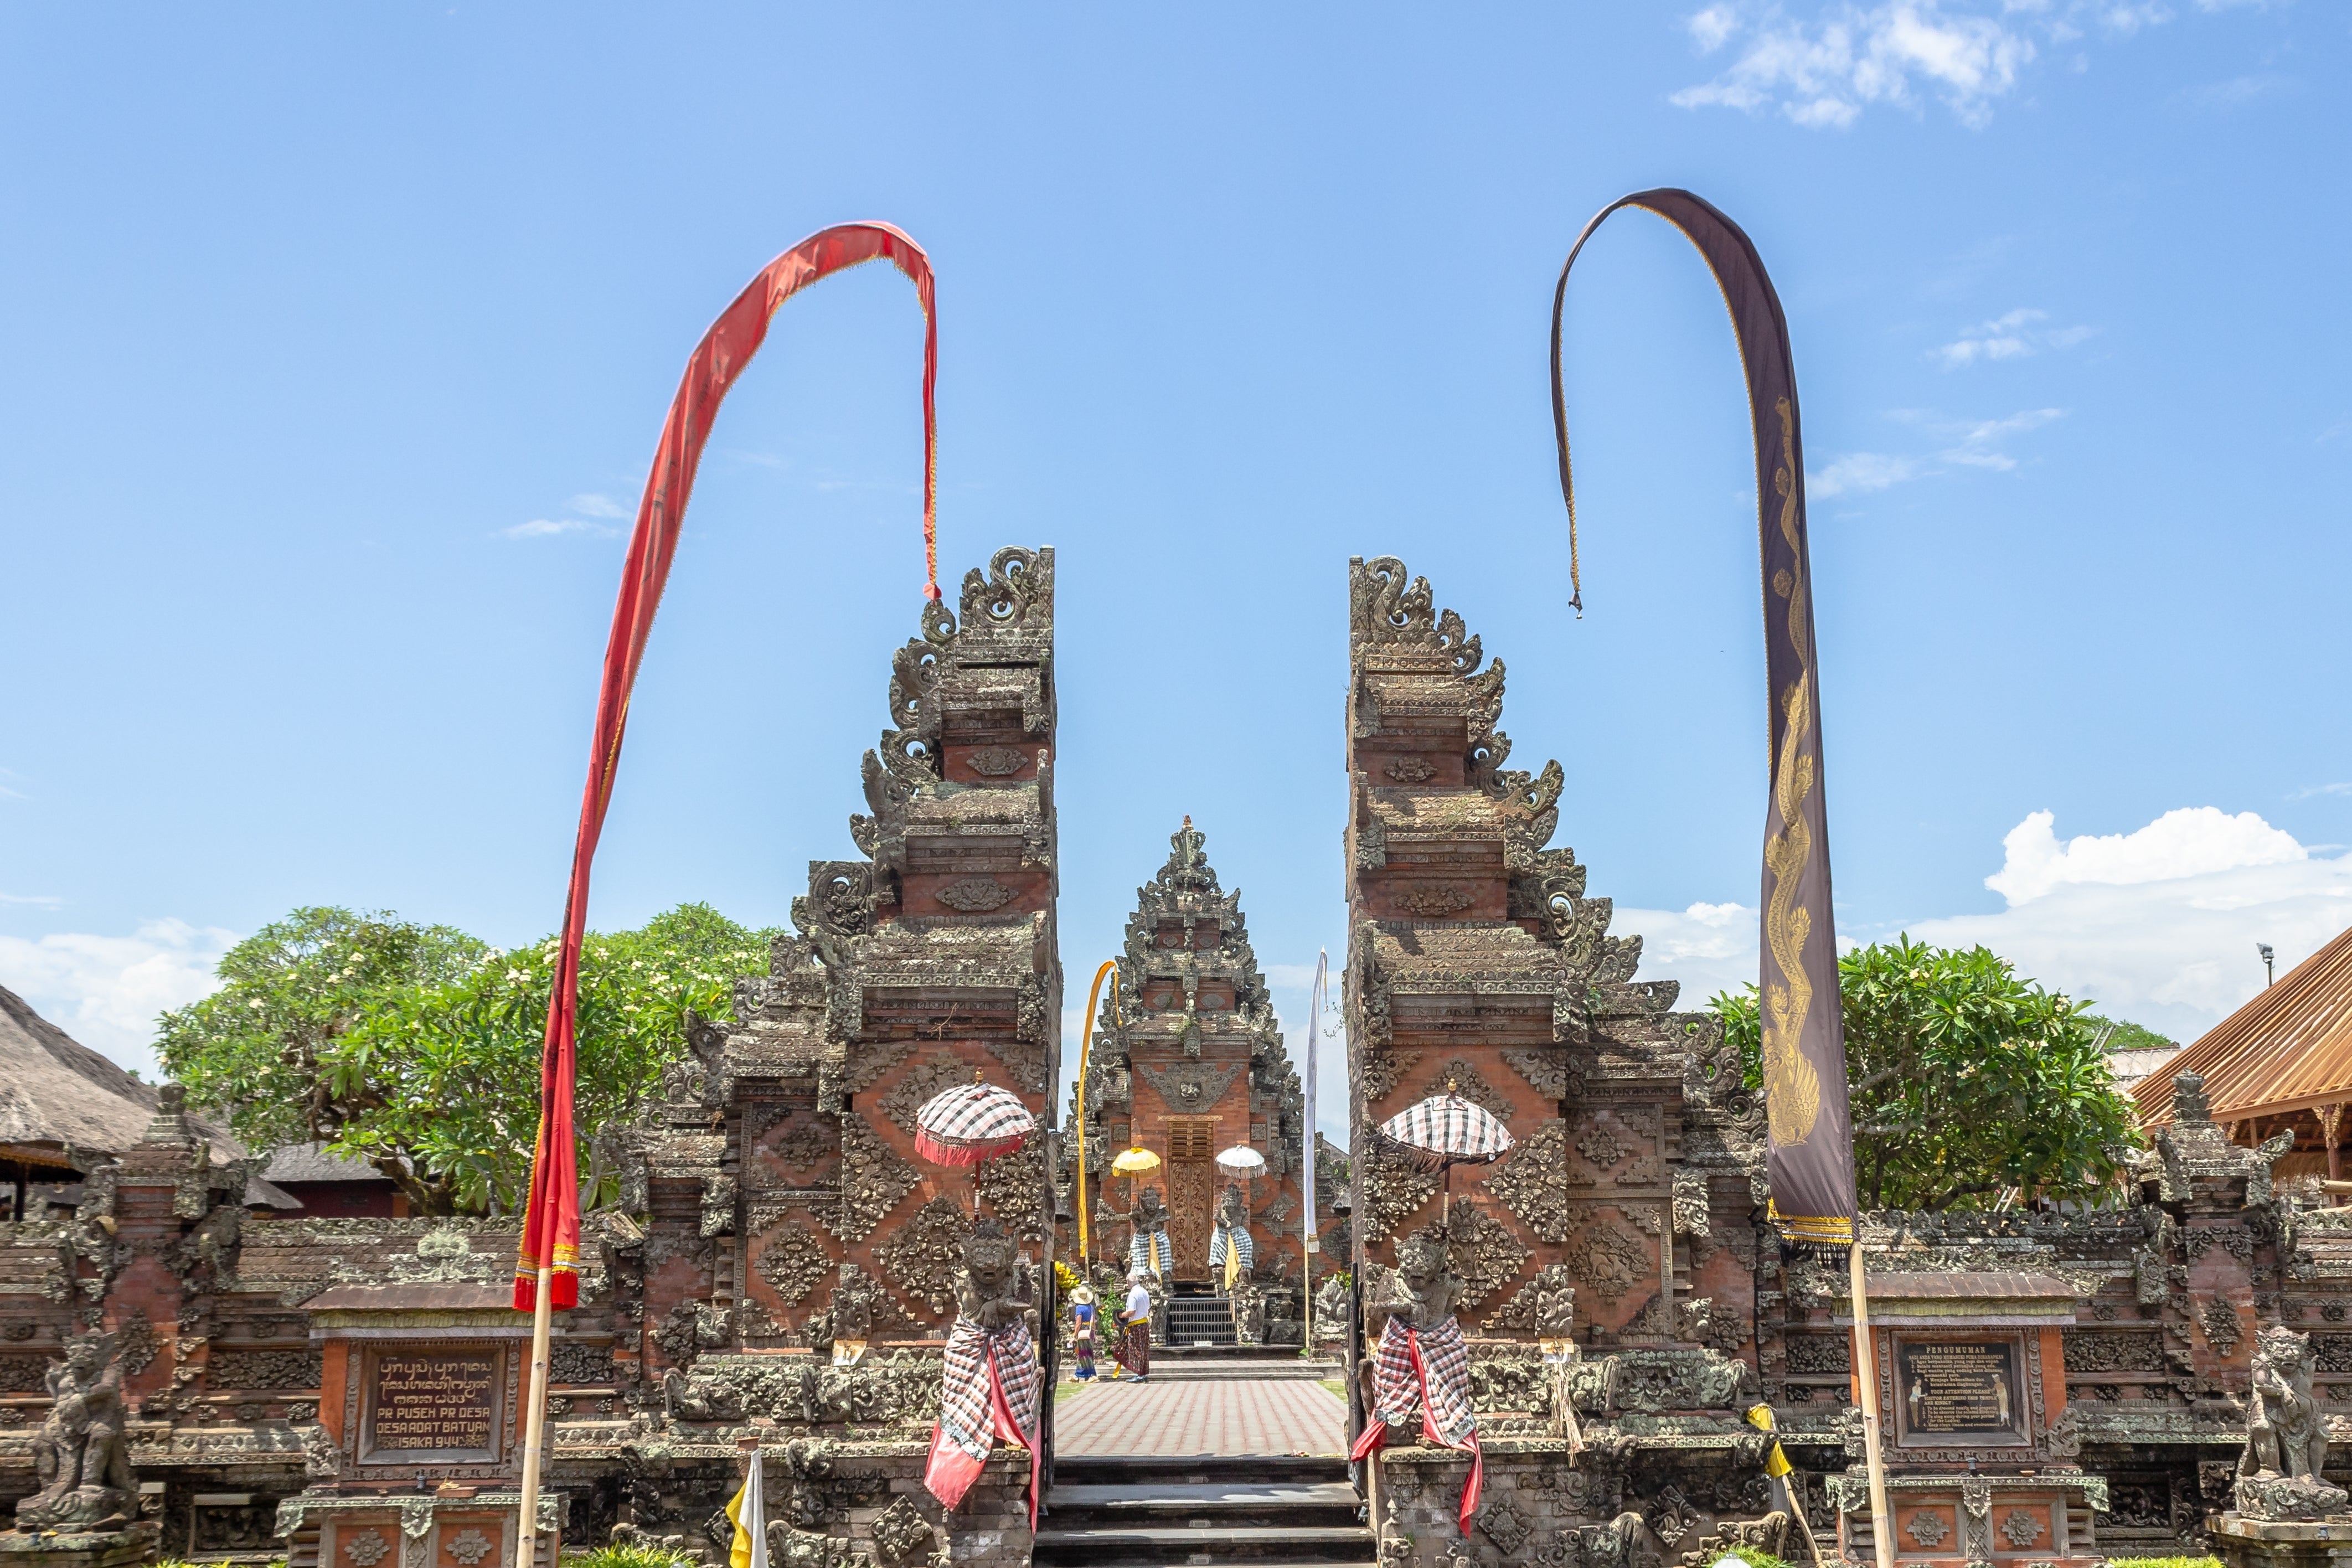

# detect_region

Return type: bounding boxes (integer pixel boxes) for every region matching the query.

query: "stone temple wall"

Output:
[0,546,2340,1568]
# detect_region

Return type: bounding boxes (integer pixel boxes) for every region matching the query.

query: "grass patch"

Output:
[1055,1380,1096,1401]
[1319,1379,1348,1401]
[2109,1559,2222,1568]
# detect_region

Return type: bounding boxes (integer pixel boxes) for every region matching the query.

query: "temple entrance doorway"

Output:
[1165,1116,1216,1281]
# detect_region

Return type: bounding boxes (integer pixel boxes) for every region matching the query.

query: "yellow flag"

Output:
[725,1451,767,1568]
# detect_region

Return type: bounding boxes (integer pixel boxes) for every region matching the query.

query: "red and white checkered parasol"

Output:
[1375,1089,1515,1173]
[912,1078,1036,1168]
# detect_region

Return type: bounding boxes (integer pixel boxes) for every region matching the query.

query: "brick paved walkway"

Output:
[1053,1376,1347,1456]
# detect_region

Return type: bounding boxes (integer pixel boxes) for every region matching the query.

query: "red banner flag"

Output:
[515,223,939,1311]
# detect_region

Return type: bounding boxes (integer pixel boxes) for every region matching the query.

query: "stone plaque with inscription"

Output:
[362,1350,503,1463]
[1892,1337,2027,1447]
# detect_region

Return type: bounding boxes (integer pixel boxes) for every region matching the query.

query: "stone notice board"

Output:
[1892,1336,2028,1447]
[360,1349,504,1463]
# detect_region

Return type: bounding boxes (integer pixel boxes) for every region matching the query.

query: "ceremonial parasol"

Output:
[1215,1144,1266,1180]
[1111,1146,1161,1178]
[1375,1082,1514,1226]
[912,1074,1036,1168]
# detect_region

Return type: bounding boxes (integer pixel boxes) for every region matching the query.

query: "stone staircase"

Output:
[1038,1456,1373,1568]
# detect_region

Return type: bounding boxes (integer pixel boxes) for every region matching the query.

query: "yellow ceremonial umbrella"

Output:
[1112,1146,1161,1178]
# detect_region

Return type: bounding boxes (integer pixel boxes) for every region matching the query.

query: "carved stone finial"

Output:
[2173,1071,2212,1125]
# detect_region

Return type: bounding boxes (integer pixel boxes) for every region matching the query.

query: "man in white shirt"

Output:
[1116,1271,1153,1381]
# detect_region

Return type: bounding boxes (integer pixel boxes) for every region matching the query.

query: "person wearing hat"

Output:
[1069,1283,1097,1382]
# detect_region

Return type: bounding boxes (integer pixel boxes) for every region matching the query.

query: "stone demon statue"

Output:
[2236,1326,2349,1521]
[955,1215,1036,1337]
[17,1329,135,1532]
[1369,1227,1464,1334]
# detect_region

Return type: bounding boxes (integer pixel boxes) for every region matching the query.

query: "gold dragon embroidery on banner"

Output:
[1761,396,1822,1147]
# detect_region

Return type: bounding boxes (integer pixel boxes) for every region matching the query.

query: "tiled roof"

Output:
[2136,920,2352,1125]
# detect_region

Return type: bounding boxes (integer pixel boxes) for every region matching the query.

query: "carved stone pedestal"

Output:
[1831,1471,2105,1568]
[273,1492,564,1568]
[0,1524,159,1568]
[2214,1512,2352,1568]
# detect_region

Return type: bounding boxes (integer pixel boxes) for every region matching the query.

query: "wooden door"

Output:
[1167,1117,1215,1281]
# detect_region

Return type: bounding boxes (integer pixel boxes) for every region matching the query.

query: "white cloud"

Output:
[1809,452,1921,497]
[1670,2,2036,129]
[1809,406,2064,498]
[1689,4,1741,51]
[1984,806,2305,904]
[1615,900,1762,1008]
[0,893,63,907]
[2293,783,2352,801]
[500,517,618,540]
[566,492,631,519]
[1617,807,2352,1049]
[0,919,240,1077]
[1672,0,2269,128]
[1935,308,2096,368]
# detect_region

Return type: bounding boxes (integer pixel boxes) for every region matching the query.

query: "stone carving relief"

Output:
[1500,1046,1572,1101]
[837,1120,920,1241]
[2236,1326,2346,1520]
[15,1328,133,1531]
[1357,1047,1422,1106]
[756,1228,834,1307]
[872,1196,974,1319]
[973,1138,1047,1242]
[1905,1511,1950,1548]
[767,1116,838,1175]
[1435,1059,1514,1122]
[2205,1299,2247,1359]
[1486,1118,1568,1242]
[2064,1329,2164,1373]
[1421,1207,1530,1313]
[934,878,1017,914]
[205,1347,322,1390]
[879,1054,976,1137]
[1132,1059,1246,1115]
[1563,1215,1654,1304]
[1483,1265,1576,1337]
[1396,885,1476,917]
[1355,1137,1438,1243]
[965,746,1029,778]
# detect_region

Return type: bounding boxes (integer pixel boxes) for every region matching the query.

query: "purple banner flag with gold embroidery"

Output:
[1549,188,1856,1247]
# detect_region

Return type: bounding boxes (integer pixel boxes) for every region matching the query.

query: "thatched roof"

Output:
[261,1142,396,1185]
[0,984,239,1165]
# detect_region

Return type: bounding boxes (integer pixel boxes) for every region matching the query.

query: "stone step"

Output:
[1054,1455,1350,1488]
[1030,1524,1376,1566]
[1044,1480,1360,1532]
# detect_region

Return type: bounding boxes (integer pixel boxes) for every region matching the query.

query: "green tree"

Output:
[327,903,776,1214]
[159,902,776,1215]
[157,907,488,1156]
[1713,936,2141,1212]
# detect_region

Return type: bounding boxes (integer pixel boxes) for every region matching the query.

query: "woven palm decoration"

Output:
[911,1078,1036,1168]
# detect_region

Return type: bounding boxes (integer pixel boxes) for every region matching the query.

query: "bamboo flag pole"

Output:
[1849,1244,1893,1568]
[513,1263,556,1568]
[1074,961,1117,1267]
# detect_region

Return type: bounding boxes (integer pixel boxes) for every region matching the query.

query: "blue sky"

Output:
[3,3,2347,1143]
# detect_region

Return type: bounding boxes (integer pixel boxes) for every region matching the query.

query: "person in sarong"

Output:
[1069,1284,1097,1381]
[1114,1269,1152,1380]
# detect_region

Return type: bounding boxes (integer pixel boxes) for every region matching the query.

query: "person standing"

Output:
[1069,1284,1097,1382]
[1115,1270,1153,1381]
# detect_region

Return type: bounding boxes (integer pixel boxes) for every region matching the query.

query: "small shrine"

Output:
[1827,1271,2100,1568]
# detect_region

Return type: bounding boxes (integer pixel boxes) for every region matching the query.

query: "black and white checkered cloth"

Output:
[924,1314,1041,1524]
[1210,1222,1253,1279]
[1350,1314,1483,1531]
